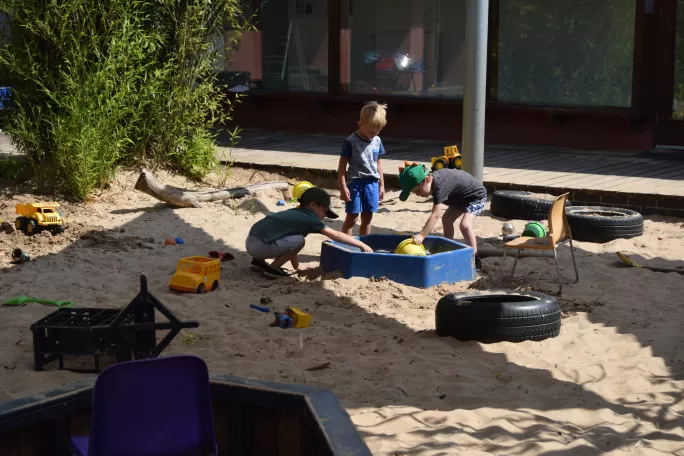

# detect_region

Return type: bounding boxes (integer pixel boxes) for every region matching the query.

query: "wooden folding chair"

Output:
[500,193,579,292]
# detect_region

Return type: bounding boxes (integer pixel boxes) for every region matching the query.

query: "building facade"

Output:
[221,0,684,150]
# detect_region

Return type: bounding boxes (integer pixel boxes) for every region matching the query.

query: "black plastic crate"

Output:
[30,274,198,372]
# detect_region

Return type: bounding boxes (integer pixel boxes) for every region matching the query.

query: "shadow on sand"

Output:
[0,182,682,455]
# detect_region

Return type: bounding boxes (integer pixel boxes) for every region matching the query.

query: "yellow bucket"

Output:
[394,238,427,256]
[292,181,314,200]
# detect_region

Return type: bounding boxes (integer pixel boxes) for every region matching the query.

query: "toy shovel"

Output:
[209,251,234,262]
[2,295,76,308]
[616,252,684,275]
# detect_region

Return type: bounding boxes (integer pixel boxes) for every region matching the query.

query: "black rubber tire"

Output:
[196,283,205,294]
[432,158,448,171]
[490,190,572,221]
[26,219,39,235]
[566,206,644,243]
[435,290,561,343]
[15,217,25,231]
[211,280,219,291]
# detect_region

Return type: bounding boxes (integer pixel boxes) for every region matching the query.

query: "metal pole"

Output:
[461,0,489,181]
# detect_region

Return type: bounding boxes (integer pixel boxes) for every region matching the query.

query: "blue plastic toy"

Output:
[174,237,184,245]
[274,314,292,329]
[249,304,270,313]
[276,200,286,206]
[320,234,475,288]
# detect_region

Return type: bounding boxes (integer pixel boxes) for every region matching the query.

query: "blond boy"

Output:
[337,101,387,235]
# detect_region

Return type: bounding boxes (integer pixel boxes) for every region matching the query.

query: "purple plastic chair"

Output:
[70,355,217,456]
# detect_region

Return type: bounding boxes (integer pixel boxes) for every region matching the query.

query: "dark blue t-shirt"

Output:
[249,208,327,243]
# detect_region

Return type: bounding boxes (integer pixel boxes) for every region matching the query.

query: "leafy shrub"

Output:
[0,0,248,200]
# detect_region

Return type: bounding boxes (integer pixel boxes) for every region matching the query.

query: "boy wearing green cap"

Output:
[246,187,373,278]
[399,164,487,270]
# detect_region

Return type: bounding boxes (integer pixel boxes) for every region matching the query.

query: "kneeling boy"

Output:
[399,164,487,270]
[246,187,373,278]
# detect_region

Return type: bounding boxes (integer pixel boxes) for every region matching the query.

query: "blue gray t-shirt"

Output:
[340,133,385,181]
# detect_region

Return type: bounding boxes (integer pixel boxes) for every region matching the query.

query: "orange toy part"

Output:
[398,161,419,174]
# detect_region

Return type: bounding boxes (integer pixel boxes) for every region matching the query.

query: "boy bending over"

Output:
[246,187,373,278]
[399,164,487,270]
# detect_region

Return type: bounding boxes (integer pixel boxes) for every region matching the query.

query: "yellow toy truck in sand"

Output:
[15,202,65,235]
[169,256,221,294]
[431,145,462,172]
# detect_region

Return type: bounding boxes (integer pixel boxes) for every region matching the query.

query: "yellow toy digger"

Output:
[430,145,462,172]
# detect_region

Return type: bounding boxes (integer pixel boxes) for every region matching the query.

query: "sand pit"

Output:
[1,168,683,455]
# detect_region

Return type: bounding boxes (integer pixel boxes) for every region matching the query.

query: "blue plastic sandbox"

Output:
[320,234,475,288]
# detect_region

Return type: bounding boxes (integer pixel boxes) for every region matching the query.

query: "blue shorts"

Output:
[345,178,379,214]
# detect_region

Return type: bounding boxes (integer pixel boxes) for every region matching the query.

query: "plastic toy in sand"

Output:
[522,221,547,238]
[394,238,427,256]
[502,223,515,235]
[169,256,221,294]
[10,248,30,264]
[272,306,311,329]
[292,181,314,201]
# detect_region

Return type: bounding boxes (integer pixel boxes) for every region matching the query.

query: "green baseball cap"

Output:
[399,164,429,201]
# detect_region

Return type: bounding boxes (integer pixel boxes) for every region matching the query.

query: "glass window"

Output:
[673,0,684,119]
[215,2,261,93]
[259,0,329,92]
[344,0,467,98]
[495,0,636,107]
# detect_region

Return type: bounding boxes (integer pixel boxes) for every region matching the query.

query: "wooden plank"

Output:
[574,163,672,189]
[600,165,684,191]
[531,158,662,186]
[483,156,610,181]
[481,151,567,173]
[529,160,651,188]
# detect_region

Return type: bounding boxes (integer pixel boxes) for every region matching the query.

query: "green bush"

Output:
[0,0,248,200]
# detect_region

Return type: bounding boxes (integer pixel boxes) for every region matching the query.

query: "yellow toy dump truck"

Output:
[169,256,221,294]
[431,145,462,171]
[15,202,65,235]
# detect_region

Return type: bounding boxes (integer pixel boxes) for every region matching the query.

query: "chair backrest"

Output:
[547,193,571,245]
[88,355,217,456]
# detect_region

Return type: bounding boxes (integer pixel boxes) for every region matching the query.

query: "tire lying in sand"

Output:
[435,290,561,342]
[566,206,644,243]
[490,190,573,221]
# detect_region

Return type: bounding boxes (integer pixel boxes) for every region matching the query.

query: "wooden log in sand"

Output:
[135,168,289,208]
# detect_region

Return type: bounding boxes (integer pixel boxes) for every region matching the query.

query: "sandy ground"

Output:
[1,167,683,455]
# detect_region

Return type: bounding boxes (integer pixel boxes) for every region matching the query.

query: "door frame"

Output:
[655,0,684,146]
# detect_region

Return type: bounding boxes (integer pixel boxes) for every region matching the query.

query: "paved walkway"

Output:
[3,130,684,215]
[220,129,684,216]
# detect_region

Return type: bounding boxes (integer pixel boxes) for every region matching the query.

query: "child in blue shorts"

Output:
[337,101,387,235]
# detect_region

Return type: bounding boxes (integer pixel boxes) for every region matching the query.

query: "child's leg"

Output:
[359,212,373,235]
[442,206,464,240]
[269,235,306,269]
[270,244,304,270]
[342,179,362,235]
[358,179,379,235]
[341,213,359,236]
[458,198,486,257]
[459,213,478,256]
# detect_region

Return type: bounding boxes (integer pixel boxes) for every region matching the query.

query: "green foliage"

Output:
[0,158,28,181]
[496,0,636,107]
[0,0,249,200]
